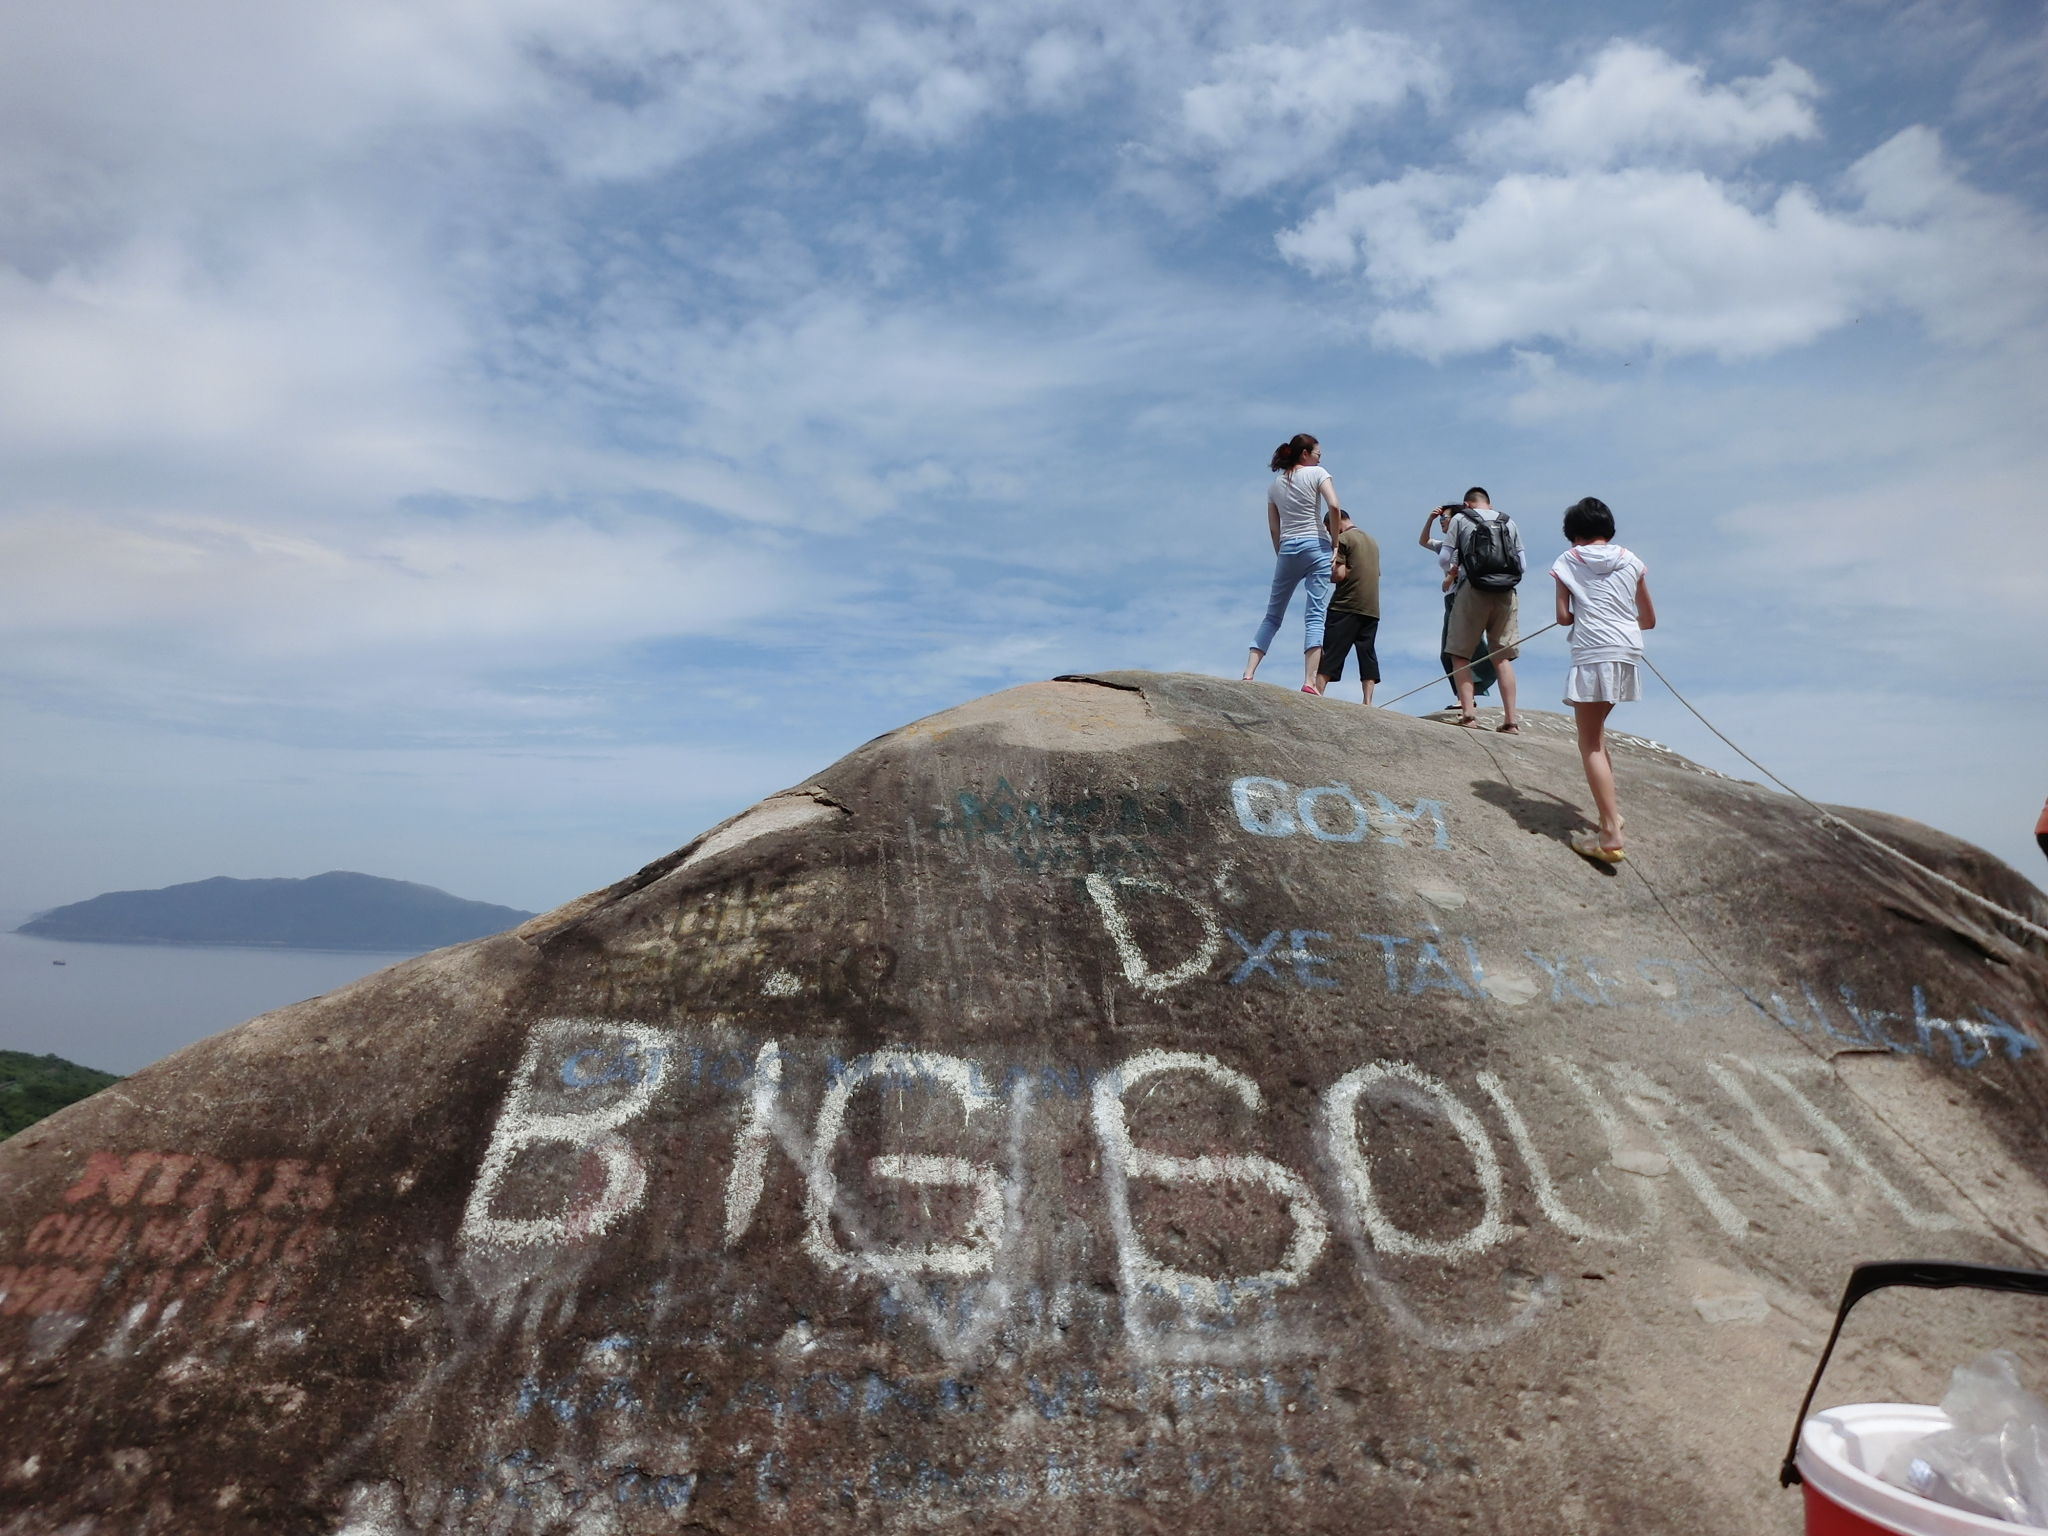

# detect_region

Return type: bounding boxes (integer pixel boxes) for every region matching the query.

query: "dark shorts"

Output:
[1318,610,1380,682]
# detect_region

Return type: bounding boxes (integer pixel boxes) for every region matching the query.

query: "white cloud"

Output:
[0,0,1122,212]
[867,66,997,145]
[1956,13,2048,142]
[1714,463,2048,659]
[1281,162,1903,359]
[1021,28,1095,109]
[0,506,787,664]
[1175,28,1444,196]
[0,223,473,496]
[1841,126,2048,347]
[1501,348,1625,422]
[1460,41,1819,169]
[1279,42,2048,361]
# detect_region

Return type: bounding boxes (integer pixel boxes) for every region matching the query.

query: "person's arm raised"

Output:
[1417,508,1444,549]
[1636,575,1656,631]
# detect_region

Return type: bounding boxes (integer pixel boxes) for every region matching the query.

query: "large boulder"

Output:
[4,672,2046,1535]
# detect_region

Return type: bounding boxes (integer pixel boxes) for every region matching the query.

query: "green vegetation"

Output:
[0,1050,122,1140]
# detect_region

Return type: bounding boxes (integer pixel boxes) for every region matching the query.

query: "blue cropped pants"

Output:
[1250,536,1332,654]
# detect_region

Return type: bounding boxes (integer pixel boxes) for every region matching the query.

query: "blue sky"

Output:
[0,0,2044,916]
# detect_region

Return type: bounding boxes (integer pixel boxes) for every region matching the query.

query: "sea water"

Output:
[0,913,420,1075]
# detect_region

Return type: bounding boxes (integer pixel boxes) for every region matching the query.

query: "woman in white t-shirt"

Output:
[1242,433,1342,694]
[1551,496,1656,863]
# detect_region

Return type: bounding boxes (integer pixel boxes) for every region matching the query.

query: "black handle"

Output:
[1780,1261,2048,1487]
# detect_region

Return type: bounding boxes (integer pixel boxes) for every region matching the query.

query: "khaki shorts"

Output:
[1446,585,1520,661]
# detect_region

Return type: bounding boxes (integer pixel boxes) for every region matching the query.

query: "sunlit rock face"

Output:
[4,672,2047,1536]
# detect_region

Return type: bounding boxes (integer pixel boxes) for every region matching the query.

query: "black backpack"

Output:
[1457,511,1521,591]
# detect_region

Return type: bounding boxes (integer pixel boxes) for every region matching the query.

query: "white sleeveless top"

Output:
[1551,544,1647,664]
[1268,466,1333,542]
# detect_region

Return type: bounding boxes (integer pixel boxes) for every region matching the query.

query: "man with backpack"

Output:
[1443,487,1524,734]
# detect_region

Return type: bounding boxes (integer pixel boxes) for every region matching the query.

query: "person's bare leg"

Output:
[1450,655,1478,721]
[1360,679,1375,705]
[1243,648,1264,681]
[1495,656,1518,730]
[1302,647,1323,690]
[1573,701,1621,847]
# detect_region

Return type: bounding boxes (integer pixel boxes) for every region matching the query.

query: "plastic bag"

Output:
[1881,1350,2048,1525]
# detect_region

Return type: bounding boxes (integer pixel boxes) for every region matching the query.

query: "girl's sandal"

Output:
[1570,830,1626,864]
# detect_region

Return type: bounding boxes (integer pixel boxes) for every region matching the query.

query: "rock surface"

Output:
[3,672,2047,1535]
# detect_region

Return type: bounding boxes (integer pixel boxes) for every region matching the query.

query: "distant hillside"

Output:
[16,871,537,951]
[0,1050,121,1141]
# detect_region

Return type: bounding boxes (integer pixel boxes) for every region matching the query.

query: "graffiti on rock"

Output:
[1094,1051,1331,1315]
[460,1019,672,1251]
[804,1050,1011,1280]
[0,1152,332,1343]
[1083,867,2035,1070]
[456,1019,1973,1327]
[1084,874,1225,994]
[1230,777,1451,849]
[929,778,1190,874]
[451,1355,1465,1518]
[335,1016,2002,1524]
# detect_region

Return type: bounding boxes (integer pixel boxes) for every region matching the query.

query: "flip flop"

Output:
[1571,830,1625,864]
[1495,723,1521,736]
[1301,685,1321,695]
[1455,715,1483,727]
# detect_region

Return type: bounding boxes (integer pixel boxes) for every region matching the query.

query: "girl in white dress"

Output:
[1552,496,1656,862]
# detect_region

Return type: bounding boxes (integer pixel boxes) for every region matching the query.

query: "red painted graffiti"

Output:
[3,1148,340,1341]
[62,1151,334,1212]
[0,1263,105,1317]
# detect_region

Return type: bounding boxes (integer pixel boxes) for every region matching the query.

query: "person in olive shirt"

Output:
[1315,509,1382,702]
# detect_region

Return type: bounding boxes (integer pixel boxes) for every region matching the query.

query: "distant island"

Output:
[0,1050,121,1140]
[16,871,537,951]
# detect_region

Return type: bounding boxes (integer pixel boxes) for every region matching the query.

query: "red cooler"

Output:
[1797,1402,2048,1535]
[1783,1264,2048,1536]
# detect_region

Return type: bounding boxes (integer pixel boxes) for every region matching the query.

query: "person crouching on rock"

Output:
[1243,433,1341,695]
[1552,496,1656,864]
[1316,508,1381,702]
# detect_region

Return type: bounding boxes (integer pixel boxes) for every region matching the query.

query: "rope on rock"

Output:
[1373,620,1562,711]
[1370,601,2045,947]
[1639,655,2048,948]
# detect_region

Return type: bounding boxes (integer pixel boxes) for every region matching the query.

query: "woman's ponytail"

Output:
[1269,433,1319,474]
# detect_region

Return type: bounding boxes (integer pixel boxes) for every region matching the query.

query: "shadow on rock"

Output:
[1470,779,1622,877]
